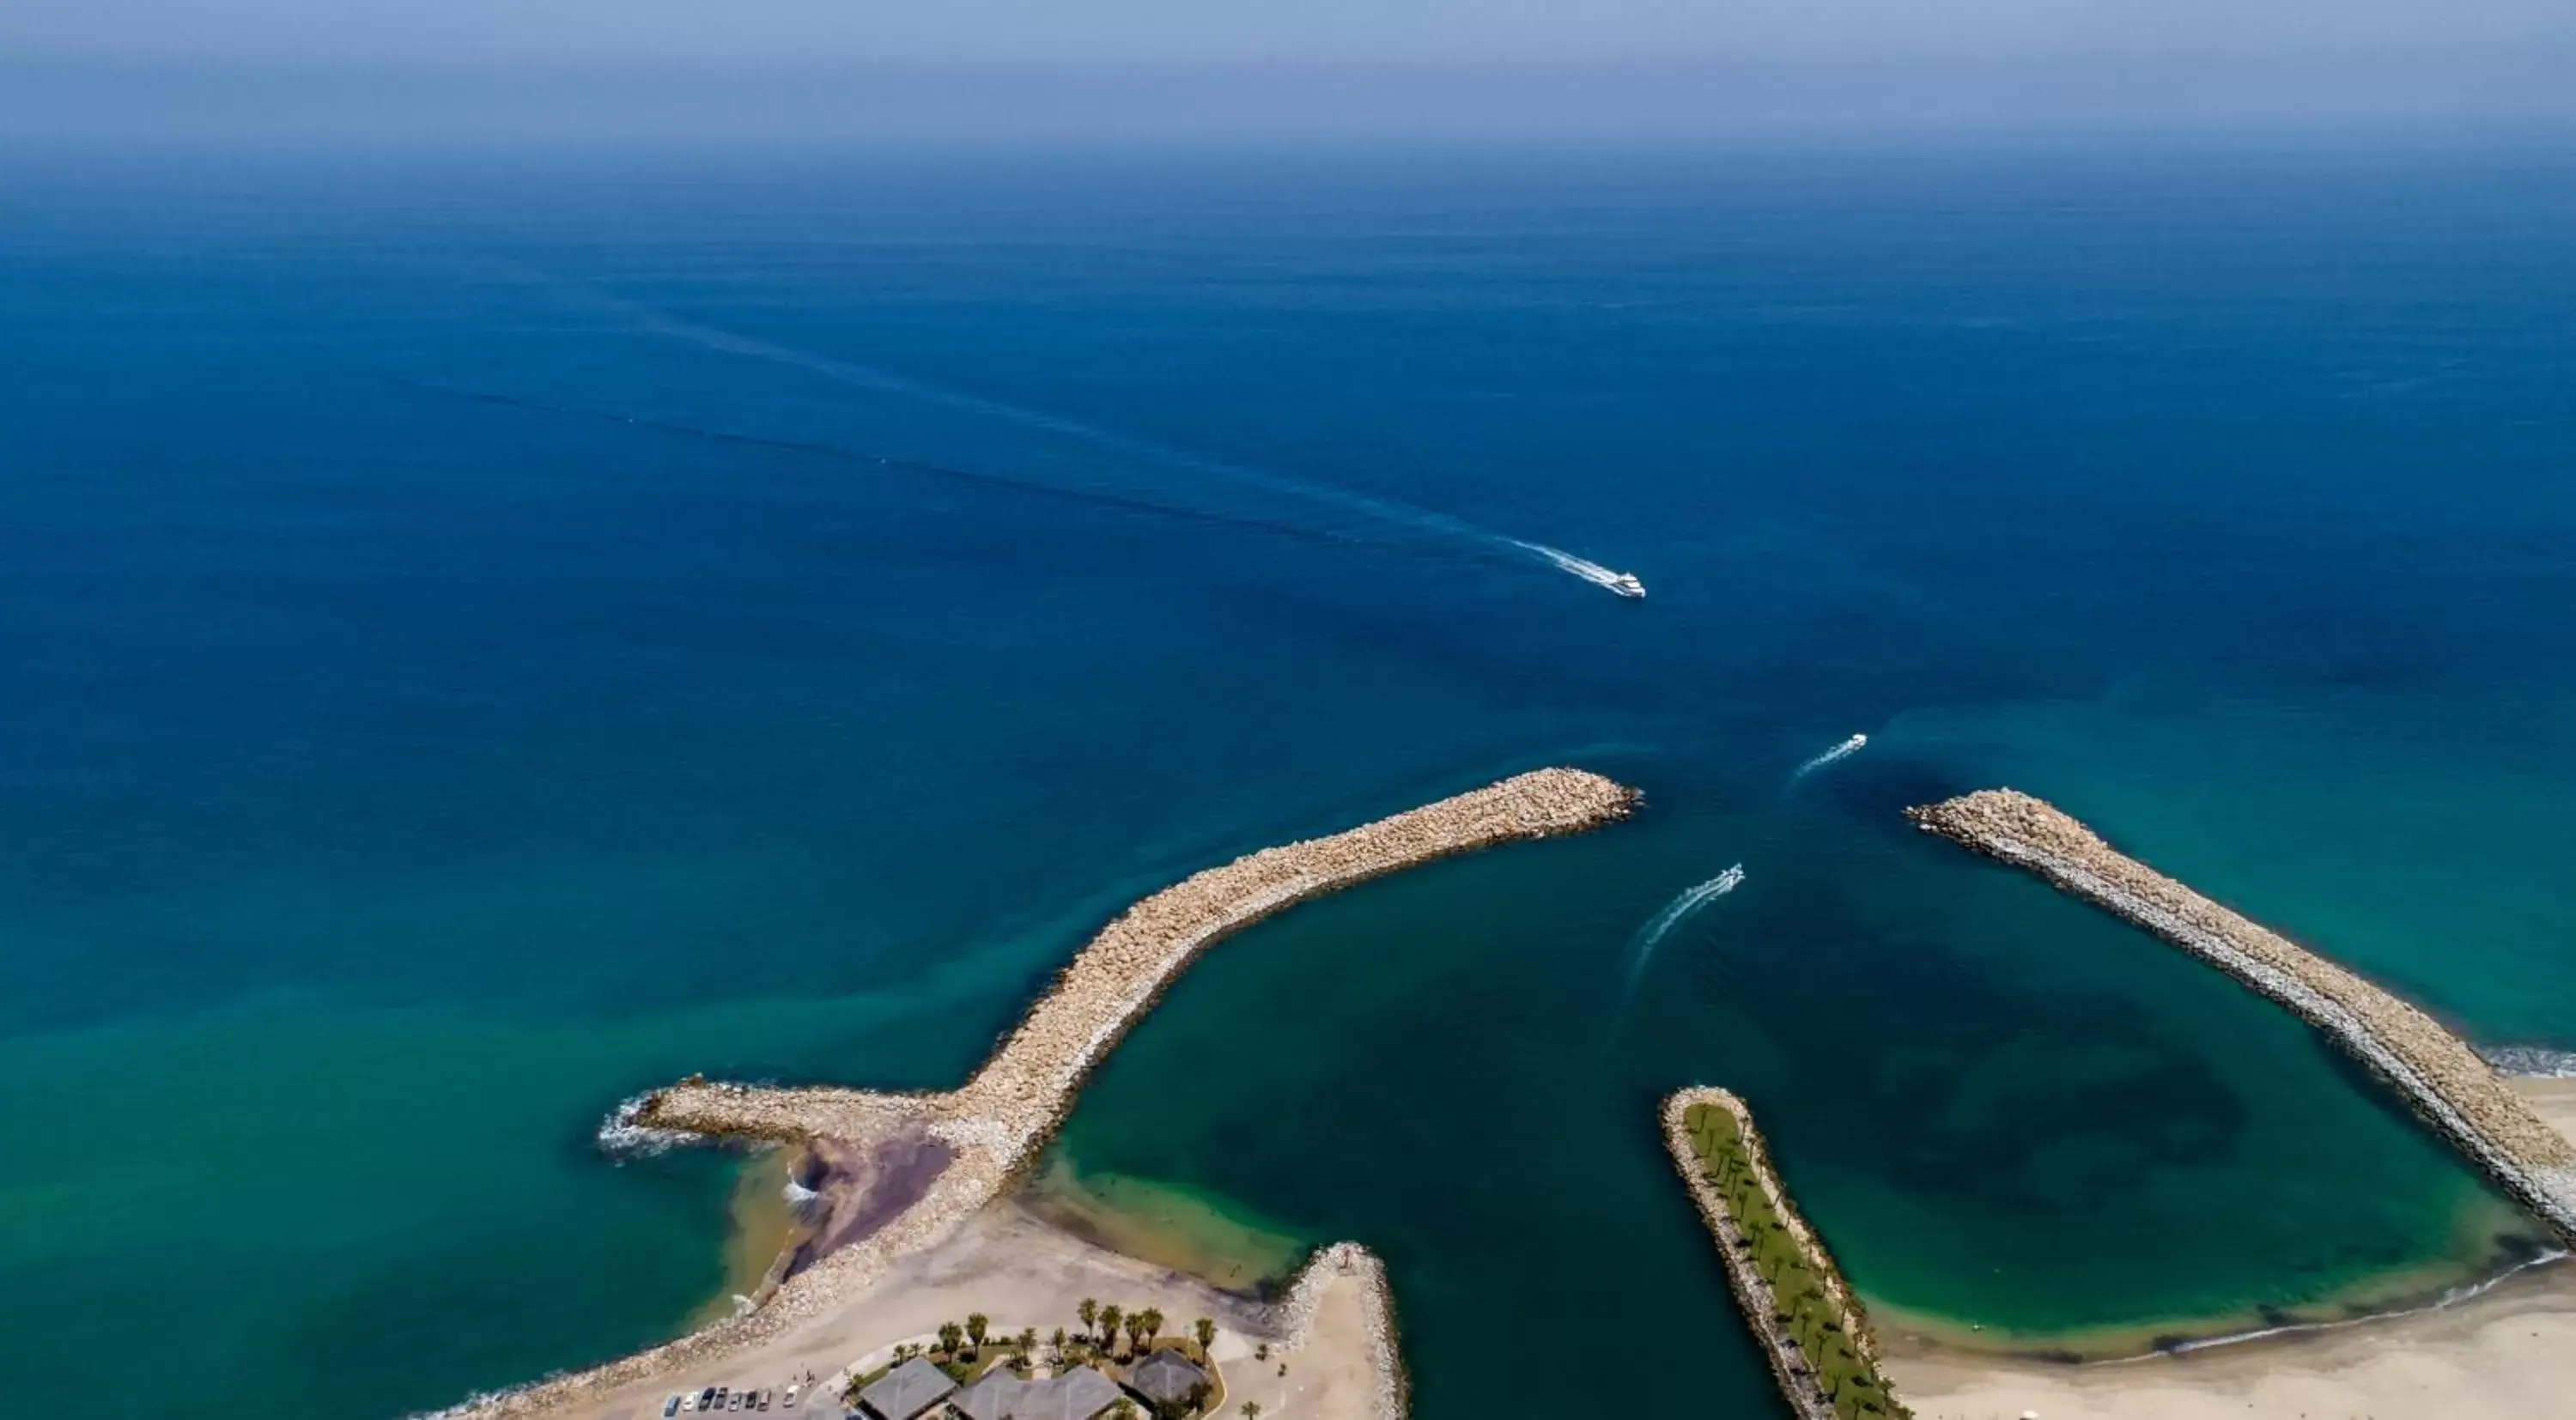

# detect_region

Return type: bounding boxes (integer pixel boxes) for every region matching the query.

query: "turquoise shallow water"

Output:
[2,143,2573,1417]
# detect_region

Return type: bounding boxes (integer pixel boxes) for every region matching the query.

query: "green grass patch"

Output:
[1679,1098,1911,1420]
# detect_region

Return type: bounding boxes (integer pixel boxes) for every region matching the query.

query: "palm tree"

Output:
[1193,1317,1216,1354]
[1098,1304,1124,1354]
[1079,1298,1099,1341]
[1124,1312,1149,1353]
[1018,1326,1038,1354]
[1241,1405,1262,1420]
[1139,1308,1164,1344]
[967,1314,990,1357]
[939,1321,964,1357]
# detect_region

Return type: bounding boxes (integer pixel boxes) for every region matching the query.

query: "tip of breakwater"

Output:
[598,1090,703,1158]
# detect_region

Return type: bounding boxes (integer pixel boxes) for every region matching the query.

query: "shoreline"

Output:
[1880,1077,2576,1368]
[444,768,1637,1417]
[1876,792,2576,1420]
[1019,1153,1311,1296]
[1871,1228,2566,1366]
[1884,1086,2576,1418]
[1907,788,2576,1246]
[692,1146,810,1326]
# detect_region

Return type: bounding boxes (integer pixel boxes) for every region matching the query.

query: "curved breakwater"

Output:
[1907,789,2576,1246]
[449,768,1637,1417]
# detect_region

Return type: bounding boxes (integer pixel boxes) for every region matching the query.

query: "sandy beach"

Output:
[544,1201,1395,1420]
[1882,1077,2576,1420]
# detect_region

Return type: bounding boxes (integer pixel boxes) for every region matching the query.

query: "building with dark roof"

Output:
[940,1365,1123,1420]
[948,1369,1028,1420]
[857,1357,957,1420]
[1125,1350,1211,1413]
[1017,1365,1125,1420]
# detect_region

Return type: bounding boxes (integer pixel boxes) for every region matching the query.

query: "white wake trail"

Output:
[588,293,1644,594]
[1791,732,1869,780]
[1619,865,1746,996]
[1510,539,1648,596]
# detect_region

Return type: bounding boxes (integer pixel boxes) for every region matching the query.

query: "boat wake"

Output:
[1613,865,1745,1014]
[398,379,1359,549]
[1509,540,1648,598]
[584,293,1643,595]
[1790,733,1870,782]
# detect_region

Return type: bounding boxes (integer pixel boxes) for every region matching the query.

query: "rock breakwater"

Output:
[1908,788,2576,1245]
[1663,1088,1909,1420]
[1278,1242,1408,1420]
[448,768,1635,1417]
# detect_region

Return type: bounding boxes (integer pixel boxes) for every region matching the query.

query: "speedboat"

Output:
[1608,572,1646,599]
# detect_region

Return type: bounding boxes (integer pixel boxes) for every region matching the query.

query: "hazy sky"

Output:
[6,0,2571,140]
[10,0,2570,68]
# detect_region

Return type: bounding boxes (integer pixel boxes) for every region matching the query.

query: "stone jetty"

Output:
[1662,1088,1908,1420]
[1908,788,2576,1244]
[449,768,1635,1417]
[1278,1242,1409,1420]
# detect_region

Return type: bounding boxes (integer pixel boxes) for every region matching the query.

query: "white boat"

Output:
[1608,572,1646,599]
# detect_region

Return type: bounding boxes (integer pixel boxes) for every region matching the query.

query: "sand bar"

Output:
[448,768,1637,1417]
[1908,789,2576,1244]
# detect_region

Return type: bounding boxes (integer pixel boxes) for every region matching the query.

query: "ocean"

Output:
[3,140,2573,1417]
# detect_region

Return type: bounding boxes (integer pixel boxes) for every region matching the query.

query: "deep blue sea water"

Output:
[3,142,2573,1417]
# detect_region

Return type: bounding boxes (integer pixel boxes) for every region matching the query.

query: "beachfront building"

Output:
[948,1370,1027,1420]
[948,1366,1124,1420]
[858,1358,958,1420]
[1124,1350,1212,1414]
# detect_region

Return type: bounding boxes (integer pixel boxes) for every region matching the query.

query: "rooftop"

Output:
[949,1369,1028,1420]
[857,1357,957,1420]
[1126,1350,1210,1408]
[1017,1365,1125,1420]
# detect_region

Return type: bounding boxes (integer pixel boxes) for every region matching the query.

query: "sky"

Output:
[3,0,2573,142]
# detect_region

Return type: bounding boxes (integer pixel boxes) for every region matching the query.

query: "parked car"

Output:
[781,1386,799,1409]
[664,1397,681,1417]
